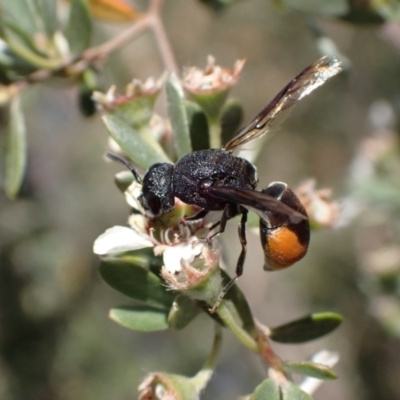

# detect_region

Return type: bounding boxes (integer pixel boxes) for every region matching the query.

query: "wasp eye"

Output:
[140,163,175,218]
[147,194,162,216]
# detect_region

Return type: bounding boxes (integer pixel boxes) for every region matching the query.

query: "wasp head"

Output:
[139,163,175,218]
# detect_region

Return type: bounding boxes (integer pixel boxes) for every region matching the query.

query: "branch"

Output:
[10,0,178,94]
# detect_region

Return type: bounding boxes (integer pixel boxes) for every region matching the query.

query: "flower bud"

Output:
[93,75,164,129]
[138,372,200,400]
[182,56,245,120]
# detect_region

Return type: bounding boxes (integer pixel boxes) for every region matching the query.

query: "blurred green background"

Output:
[2,0,400,399]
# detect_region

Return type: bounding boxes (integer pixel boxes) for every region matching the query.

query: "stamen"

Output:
[149,227,159,244]
[164,229,173,246]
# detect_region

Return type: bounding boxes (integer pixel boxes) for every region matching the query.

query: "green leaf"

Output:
[281,0,348,15]
[7,41,60,70]
[5,96,27,199]
[168,294,200,330]
[114,170,134,193]
[0,15,61,69]
[64,0,92,57]
[99,259,175,310]
[35,0,57,37]
[270,312,343,343]
[285,361,337,380]
[166,75,192,158]
[0,45,36,81]
[118,249,164,278]
[249,379,280,400]
[1,0,57,58]
[1,0,39,37]
[220,98,243,146]
[102,114,171,170]
[110,305,169,331]
[220,269,257,336]
[2,20,45,56]
[185,100,209,151]
[281,382,313,400]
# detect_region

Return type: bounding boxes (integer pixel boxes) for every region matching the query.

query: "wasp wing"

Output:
[208,186,306,224]
[222,56,343,151]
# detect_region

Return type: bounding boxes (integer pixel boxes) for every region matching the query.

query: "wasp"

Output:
[108,56,343,310]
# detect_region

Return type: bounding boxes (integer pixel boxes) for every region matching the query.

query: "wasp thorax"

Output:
[139,163,175,218]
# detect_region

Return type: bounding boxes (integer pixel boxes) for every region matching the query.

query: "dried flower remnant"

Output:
[93,75,165,129]
[182,55,244,94]
[182,56,245,121]
[295,179,340,229]
[138,370,205,400]
[93,76,164,109]
[161,238,222,304]
[138,373,185,400]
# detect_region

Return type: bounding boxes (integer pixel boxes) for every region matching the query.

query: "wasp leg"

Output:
[208,203,238,240]
[210,207,248,313]
[236,206,248,276]
[180,209,209,232]
[184,208,209,222]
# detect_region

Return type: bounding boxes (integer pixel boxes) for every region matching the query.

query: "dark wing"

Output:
[223,56,343,151]
[208,187,306,224]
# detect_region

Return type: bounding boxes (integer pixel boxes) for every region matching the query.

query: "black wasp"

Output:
[108,56,343,310]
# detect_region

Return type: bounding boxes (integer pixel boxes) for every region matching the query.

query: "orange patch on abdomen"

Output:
[264,226,307,269]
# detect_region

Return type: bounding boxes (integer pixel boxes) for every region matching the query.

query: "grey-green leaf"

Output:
[35,0,57,37]
[249,379,280,400]
[220,98,243,145]
[2,20,44,57]
[281,0,348,16]
[103,114,170,170]
[220,269,257,336]
[285,361,337,380]
[166,75,192,158]
[1,0,39,37]
[5,96,27,199]
[281,382,313,400]
[185,100,209,151]
[110,305,169,331]
[99,259,175,310]
[168,294,200,330]
[64,0,92,57]
[114,170,134,193]
[270,312,343,343]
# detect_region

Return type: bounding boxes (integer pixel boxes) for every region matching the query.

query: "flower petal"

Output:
[125,181,145,212]
[162,237,203,273]
[93,226,153,255]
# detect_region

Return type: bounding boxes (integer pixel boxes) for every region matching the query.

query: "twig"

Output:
[255,320,288,380]
[82,14,150,64]
[148,4,178,73]
[10,0,178,94]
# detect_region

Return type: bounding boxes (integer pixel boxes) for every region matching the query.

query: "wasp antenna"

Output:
[106,152,143,184]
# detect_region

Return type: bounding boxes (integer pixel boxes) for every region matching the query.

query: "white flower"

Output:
[93,226,153,255]
[93,180,212,274]
[162,237,203,274]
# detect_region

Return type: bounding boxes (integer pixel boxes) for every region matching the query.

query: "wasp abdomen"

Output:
[260,182,310,271]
